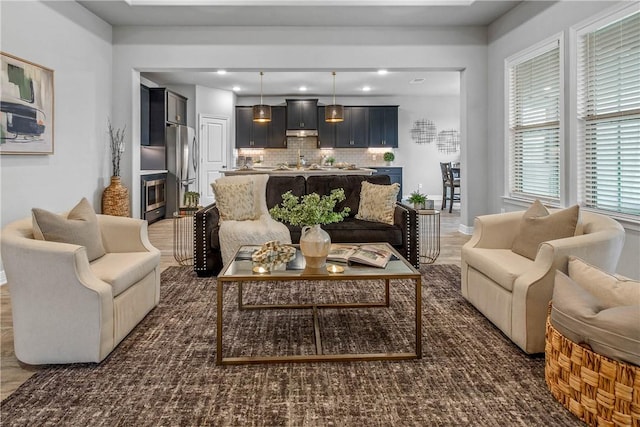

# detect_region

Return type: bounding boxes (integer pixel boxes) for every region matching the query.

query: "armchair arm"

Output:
[465,211,523,250]
[509,225,625,354]
[97,215,157,254]
[395,203,419,268]
[1,236,114,364]
[194,203,223,276]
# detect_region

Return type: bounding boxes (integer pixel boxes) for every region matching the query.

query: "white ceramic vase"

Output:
[300,224,331,269]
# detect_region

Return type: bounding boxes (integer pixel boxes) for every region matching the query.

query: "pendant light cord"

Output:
[332,71,336,104]
[260,71,264,104]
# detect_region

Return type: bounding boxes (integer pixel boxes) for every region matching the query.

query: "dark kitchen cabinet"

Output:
[286,99,318,130]
[149,88,188,146]
[336,107,368,148]
[268,106,287,148]
[140,85,150,146]
[368,106,398,148]
[235,106,269,148]
[317,106,337,148]
[371,167,403,201]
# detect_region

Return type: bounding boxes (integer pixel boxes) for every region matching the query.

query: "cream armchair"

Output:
[461,210,625,354]
[1,214,160,365]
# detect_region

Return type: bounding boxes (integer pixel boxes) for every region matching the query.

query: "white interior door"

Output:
[199,115,228,206]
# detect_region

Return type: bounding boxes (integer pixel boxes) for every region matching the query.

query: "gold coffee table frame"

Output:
[216,243,422,365]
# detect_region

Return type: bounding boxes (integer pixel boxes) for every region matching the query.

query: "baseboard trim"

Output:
[458,223,473,235]
[0,269,6,286]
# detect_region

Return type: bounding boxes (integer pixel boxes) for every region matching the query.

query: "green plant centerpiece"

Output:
[408,190,426,208]
[408,190,433,210]
[269,189,350,270]
[383,151,395,164]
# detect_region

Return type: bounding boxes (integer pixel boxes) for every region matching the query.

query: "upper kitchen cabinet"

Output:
[335,107,368,148]
[317,106,337,148]
[235,106,269,148]
[166,91,187,125]
[368,106,398,148]
[286,99,318,130]
[149,88,188,146]
[140,85,151,146]
[268,106,287,148]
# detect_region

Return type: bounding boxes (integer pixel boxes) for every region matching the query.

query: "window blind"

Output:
[508,43,561,202]
[578,11,640,216]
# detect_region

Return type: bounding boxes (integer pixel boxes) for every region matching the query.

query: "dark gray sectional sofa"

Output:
[194,174,419,277]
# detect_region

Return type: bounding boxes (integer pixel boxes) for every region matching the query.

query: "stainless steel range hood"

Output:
[285,129,318,137]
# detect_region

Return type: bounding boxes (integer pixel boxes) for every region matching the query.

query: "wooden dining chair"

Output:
[440,162,460,213]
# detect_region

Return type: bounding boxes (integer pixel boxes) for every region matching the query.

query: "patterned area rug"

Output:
[1,265,579,426]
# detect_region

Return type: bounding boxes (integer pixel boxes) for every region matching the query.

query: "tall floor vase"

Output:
[102,176,130,217]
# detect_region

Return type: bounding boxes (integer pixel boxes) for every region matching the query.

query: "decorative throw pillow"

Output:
[511,200,579,260]
[355,181,400,225]
[568,256,640,309]
[32,197,106,262]
[211,180,256,221]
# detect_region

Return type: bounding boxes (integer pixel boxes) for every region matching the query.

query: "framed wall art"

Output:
[1,52,54,155]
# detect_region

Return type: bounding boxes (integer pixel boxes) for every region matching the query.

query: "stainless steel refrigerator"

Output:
[166,125,198,216]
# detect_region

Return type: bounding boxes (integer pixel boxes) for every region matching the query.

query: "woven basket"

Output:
[102,176,130,217]
[545,304,640,427]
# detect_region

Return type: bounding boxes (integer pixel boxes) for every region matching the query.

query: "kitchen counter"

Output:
[222,167,375,178]
[140,169,168,175]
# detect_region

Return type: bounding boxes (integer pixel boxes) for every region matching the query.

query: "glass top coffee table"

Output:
[216,243,422,365]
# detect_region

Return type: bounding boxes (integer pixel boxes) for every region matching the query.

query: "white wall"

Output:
[112,25,488,229]
[487,1,640,279]
[0,1,113,278]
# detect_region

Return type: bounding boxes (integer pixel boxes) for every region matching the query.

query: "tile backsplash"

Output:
[237,138,395,168]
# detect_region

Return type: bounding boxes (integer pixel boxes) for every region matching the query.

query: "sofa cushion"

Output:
[568,256,640,309]
[551,271,640,366]
[32,197,106,262]
[90,251,160,297]
[356,181,400,225]
[265,176,306,210]
[512,200,579,260]
[306,175,390,217]
[462,247,533,292]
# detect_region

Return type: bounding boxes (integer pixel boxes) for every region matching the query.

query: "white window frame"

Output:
[504,33,565,206]
[571,3,640,221]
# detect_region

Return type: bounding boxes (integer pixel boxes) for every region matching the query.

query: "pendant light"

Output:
[253,71,271,123]
[325,71,344,123]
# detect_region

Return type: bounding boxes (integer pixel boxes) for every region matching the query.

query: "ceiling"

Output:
[79,1,522,27]
[79,0,523,97]
[142,70,462,97]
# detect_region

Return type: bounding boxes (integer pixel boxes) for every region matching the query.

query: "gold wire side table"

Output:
[418,209,440,264]
[173,209,196,266]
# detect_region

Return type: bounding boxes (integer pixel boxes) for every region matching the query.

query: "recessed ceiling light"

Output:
[299,86,307,92]
[377,69,388,75]
[410,78,426,84]
[232,86,240,91]
[362,86,371,92]
[217,70,227,75]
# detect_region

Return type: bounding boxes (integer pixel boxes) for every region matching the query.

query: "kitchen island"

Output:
[223,166,375,178]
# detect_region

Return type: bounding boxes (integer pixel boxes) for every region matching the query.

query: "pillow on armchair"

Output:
[31,197,106,261]
[511,200,580,260]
